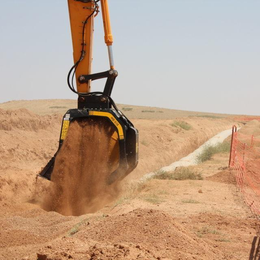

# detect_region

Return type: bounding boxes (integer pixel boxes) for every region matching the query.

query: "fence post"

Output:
[229,125,237,167]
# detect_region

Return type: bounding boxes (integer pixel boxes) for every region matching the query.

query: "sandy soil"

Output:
[0,99,258,260]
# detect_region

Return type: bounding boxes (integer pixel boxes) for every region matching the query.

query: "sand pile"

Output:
[37,208,224,260]
[0,108,60,131]
[43,118,122,216]
[82,208,221,259]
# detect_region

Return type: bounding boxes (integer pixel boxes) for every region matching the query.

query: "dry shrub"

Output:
[154,167,202,180]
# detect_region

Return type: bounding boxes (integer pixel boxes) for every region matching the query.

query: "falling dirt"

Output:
[42,118,122,216]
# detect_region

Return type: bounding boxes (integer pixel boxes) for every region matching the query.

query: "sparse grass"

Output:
[67,215,102,237]
[171,121,192,130]
[141,110,155,113]
[112,197,128,207]
[196,141,231,163]
[49,106,67,109]
[68,226,80,236]
[197,145,216,163]
[67,218,90,236]
[140,140,149,146]
[190,115,223,119]
[122,107,133,111]
[142,194,164,204]
[196,226,220,237]
[182,199,200,204]
[154,167,203,181]
[195,225,230,242]
[215,238,231,242]
[123,181,148,197]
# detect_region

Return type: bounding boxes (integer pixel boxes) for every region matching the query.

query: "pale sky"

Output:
[0,1,259,115]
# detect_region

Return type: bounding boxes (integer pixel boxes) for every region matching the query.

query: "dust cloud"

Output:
[42,118,122,216]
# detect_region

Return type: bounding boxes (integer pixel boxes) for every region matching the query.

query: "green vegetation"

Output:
[196,141,230,163]
[190,114,223,119]
[141,110,155,113]
[196,226,220,238]
[195,226,230,242]
[171,121,192,130]
[154,167,203,181]
[215,238,231,243]
[67,218,90,236]
[68,226,80,236]
[67,215,100,236]
[122,107,133,111]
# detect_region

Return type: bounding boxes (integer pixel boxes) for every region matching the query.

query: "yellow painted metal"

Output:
[60,119,70,140]
[89,111,124,140]
[100,0,113,46]
[67,0,95,93]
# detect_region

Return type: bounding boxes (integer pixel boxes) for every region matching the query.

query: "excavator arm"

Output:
[67,0,115,92]
[67,0,96,93]
[39,0,138,185]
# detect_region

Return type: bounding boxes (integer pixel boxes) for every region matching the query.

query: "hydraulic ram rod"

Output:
[100,0,115,70]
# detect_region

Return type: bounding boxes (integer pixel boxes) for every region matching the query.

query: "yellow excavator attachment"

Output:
[39,0,138,185]
[40,107,138,184]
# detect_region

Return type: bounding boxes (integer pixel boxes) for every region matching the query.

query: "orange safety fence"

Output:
[229,125,260,216]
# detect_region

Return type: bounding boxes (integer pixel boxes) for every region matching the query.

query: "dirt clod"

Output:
[37,254,47,260]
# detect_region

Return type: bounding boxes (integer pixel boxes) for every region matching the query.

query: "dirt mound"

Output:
[38,242,156,260]
[206,168,236,185]
[0,108,60,131]
[36,209,224,259]
[76,209,223,259]
[86,243,156,260]
[43,118,122,216]
[239,120,260,137]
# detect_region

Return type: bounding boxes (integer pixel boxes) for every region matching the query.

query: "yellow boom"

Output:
[68,0,115,93]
